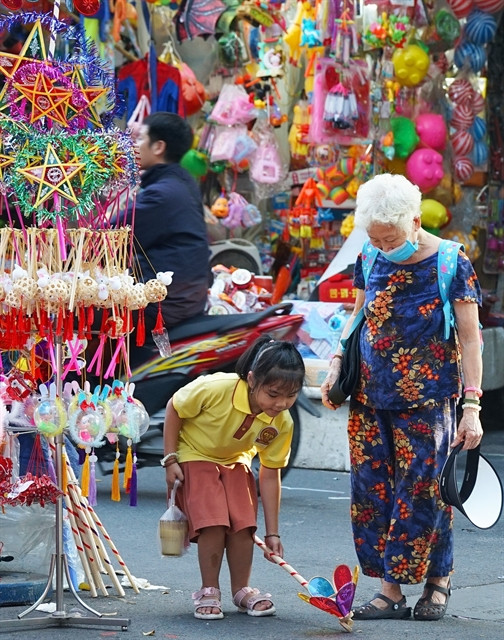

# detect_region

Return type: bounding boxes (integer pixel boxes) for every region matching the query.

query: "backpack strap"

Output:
[361,240,379,285]
[437,239,463,340]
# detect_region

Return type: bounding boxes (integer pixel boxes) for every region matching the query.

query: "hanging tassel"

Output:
[86,306,94,339]
[129,453,138,507]
[88,452,97,506]
[30,342,36,380]
[64,311,74,342]
[136,308,145,346]
[154,302,164,333]
[123,440,133,491]
[111,443,121,502]
[78,306,86,340]
[61,450,68,494]
[80,448,90,497]
[56,308,64,336]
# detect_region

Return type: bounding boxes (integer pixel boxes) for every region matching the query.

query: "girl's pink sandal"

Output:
[192,587,224,620]
[233,587,276,617]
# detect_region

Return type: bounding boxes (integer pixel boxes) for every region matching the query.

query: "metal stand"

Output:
[1,340,130,633]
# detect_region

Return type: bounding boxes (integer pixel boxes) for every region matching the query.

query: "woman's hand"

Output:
[165,462,184,489]
[451,408,483,450]
[320,359,343,410]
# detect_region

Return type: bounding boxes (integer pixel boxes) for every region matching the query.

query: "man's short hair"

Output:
[143,112,194,163]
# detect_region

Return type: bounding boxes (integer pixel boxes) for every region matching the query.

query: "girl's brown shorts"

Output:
[176,461,258,542]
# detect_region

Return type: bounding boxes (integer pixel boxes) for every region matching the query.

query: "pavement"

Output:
[0,429,502,640]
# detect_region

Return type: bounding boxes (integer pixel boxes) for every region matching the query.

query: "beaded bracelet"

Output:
[160,452,179,467]
[464,386,483,398]
[264,533,280,539]
[461,403,482,411]
[463,397,480,405]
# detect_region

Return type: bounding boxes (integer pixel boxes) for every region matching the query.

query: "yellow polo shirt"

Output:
[172,372,293,469]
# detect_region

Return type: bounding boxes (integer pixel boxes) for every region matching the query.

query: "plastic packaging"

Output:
[158,480,188,556]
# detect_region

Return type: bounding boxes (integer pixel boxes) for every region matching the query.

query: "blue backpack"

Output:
[361,239,463,340]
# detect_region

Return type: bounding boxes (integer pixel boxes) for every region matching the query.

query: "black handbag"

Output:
[328,311,365,406]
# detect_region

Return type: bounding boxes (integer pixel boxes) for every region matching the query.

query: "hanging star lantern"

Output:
[0,20,48,106]
[13,69,73,128]
[16,142,85,208]
[65,67,108,127]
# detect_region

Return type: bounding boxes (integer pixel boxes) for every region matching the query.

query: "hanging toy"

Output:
[211,192,230,218]
[324,83,358,130]
[67,389,111,448]
[33,384,67,437]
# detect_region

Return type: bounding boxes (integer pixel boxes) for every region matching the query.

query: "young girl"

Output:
[162,336,305,620]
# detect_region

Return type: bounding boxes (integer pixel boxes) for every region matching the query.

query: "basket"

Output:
[158,479,188,557]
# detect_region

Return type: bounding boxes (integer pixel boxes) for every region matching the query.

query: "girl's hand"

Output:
[264,536,283,562]
[165,462,184,489]
[451,409,483,451]
[320,360,343,410]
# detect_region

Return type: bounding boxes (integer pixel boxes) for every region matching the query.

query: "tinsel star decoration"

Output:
[16,142,85,207]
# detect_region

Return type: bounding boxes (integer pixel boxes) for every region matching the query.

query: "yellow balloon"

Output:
[420,199,448,229]
[392,44,430,88]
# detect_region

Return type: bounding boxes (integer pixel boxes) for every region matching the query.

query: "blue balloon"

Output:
[454,41,487,73]
[465,9,497,45]
[471,140,489,166]
[470,116,487,141]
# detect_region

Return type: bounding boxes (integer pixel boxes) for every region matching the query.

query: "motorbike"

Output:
[95,301,320,479]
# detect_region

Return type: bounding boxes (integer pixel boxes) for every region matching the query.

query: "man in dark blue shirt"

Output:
[123,111,210,332]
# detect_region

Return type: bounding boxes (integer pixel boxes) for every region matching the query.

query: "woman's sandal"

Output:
[233,587,276,617]
[352,594,411,620]
[413,581,451,621]
[192,586,224,620]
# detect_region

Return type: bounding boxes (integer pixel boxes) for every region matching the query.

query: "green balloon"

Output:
[181,150,208,178]
[391,116,419,159]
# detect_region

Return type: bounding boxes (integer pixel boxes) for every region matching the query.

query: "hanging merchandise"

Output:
[310,58,371,145]
[175,0,227,41]
[249,115,288,195]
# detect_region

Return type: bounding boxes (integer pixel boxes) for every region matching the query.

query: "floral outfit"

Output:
[349,250,481,584]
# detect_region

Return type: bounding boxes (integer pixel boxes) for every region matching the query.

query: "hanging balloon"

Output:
[405,148,444,192]
[450,103,475,130]
[451,130,474,156]
[454,42,487,73]
[33,397,67,437]
[416,114,447,150]
[392,44,430,87]
[469,116,487,140]
[448,78,473,105]
[471,140,489,166]
[473,0,504,12]
[453,156,475,182]
[73,0,101,15]
[446,0,474,18]
[471,92,485,115]
[464,9,498,44]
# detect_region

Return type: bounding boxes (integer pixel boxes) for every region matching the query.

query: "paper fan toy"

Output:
[176,0,226,41]
[298,564,358,631]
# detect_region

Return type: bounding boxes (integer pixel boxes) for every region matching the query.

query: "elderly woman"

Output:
[321,174,483,621]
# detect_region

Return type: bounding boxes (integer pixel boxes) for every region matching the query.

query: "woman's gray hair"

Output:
[354,174,422,234]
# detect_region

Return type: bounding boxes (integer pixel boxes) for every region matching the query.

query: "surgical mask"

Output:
[378,239,419,263]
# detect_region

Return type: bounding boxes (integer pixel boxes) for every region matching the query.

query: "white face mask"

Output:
[378,240,419,263]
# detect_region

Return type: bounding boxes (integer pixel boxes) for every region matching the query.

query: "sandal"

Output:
[192,587,224,620]
[352,593,411,620]
[233,586,276,617]
[413,581,451,621]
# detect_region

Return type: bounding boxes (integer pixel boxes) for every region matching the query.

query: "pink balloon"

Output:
[406,148,444,192]
[416,114,447,150]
